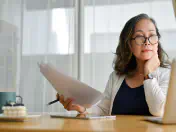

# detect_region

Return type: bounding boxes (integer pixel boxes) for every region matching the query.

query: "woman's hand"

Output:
[144,53,160,76]
[56,93,88,114]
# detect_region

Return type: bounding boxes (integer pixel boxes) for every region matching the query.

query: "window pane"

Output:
[84,0,176,54]
[23,0,75,55]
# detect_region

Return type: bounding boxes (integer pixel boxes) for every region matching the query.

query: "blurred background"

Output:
[0,0,175,113]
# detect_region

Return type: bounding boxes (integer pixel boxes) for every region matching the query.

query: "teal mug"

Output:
[0,92,16,113]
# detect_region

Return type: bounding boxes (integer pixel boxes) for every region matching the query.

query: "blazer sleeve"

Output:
[87,72,114,115]
[143,68,171,116]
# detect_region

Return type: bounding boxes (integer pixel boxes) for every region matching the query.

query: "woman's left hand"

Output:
[144,53,160,76]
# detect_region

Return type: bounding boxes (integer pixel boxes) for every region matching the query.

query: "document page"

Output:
[39,63,103,108]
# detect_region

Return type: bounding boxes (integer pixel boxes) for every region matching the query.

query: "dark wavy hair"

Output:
[113,13,169,76]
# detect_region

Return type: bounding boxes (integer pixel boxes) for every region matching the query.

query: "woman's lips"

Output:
[142,49,152,52]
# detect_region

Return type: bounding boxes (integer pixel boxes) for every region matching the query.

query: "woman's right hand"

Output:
[56,93,88,114]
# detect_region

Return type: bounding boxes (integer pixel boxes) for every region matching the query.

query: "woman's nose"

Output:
[144,38,151,45]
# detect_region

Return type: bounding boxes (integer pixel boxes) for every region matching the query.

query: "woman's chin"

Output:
[139,55,153,61]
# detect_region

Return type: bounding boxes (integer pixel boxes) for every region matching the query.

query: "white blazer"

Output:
[88,67,171,116]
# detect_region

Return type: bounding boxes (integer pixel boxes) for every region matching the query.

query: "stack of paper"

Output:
[38,63,103,108]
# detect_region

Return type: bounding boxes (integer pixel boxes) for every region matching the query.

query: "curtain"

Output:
[0,0,175,113]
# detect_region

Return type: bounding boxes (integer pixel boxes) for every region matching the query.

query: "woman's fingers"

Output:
[56,93,60,100]
[66,103,81,111]
[69,104,86,113]
[57,95,83,112]
[63,98,73,109]
[66,100,74,111]
[59,95,73,110]
[59,95,65,104]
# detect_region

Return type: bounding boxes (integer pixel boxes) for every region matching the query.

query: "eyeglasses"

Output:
[131,35,159,45]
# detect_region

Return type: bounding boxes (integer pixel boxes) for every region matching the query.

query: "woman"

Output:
[57,13,170,116]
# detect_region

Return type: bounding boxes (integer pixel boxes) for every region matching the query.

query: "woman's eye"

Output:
[135,35,144,38]
[150,34,157,37]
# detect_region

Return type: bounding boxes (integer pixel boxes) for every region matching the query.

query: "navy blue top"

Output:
[111,79,151,115]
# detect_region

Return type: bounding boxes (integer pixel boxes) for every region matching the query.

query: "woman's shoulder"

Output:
[109,71,125,83]
[155,67,171,80]
[157,66,171,74]
[109,71,120,79]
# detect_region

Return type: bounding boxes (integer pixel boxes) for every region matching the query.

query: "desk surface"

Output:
[0,114,176,132]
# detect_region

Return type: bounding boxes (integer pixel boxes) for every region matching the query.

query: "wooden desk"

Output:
[0,114,176,132]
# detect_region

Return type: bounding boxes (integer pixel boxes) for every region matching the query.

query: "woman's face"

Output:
[130,19,158,61]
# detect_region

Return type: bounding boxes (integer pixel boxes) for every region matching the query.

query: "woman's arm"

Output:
[87,72,114,115]
[57,72,115,115]
[144,68,171,116]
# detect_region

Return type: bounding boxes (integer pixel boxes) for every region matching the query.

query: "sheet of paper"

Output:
[39,62,103,108]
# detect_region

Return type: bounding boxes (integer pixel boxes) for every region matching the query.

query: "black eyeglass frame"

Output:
[131,35,159,45]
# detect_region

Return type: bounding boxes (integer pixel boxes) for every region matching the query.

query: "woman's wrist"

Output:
[144,68,149,76]
[144,67,153,76]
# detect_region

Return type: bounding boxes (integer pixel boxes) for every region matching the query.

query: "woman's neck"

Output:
[135,59,145,75]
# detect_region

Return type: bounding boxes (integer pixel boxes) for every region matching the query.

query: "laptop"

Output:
[144,58,176,124]
[173,0,176,18]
